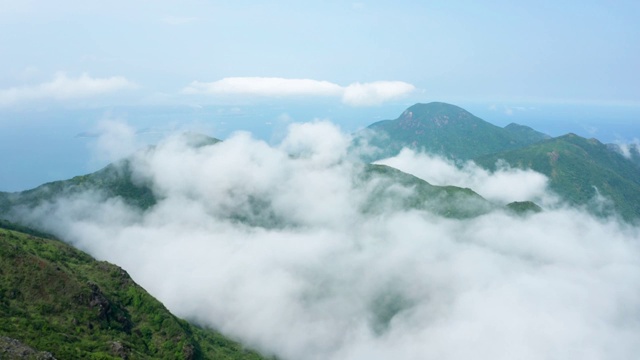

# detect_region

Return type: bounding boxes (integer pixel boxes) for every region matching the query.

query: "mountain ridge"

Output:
[358,102,549,161]
[473,133,640,221]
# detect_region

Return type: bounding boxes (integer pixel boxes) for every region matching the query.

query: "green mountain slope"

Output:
[0,222,266,360]
[1,147,499,230]
[1,159,156,212]
[474,134,640,221]
[503,123,551,144]
[359,164,495,218]
[356,102,548,161]
[607,143,640,168]
[0,134,223,215]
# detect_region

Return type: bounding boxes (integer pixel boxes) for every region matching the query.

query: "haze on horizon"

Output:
[1,1,639,191]
[0,0,638,108]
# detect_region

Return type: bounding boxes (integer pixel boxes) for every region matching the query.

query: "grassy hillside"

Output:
[474,134,640,221]
[356,102,548,161]
[0,223,267,360]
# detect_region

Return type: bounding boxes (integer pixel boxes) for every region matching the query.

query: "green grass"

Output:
[0,223,267,360]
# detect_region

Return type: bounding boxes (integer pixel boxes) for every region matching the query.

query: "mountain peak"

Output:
[399,102,475,127]
[359,102,554,161]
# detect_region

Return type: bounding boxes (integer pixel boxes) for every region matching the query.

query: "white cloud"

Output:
[183,77,343,97]
[376,148,552,205]
[0,72,137,107]
[342,81,416,106]
[90,119,139,164]
[14,121,640,360]
[182,77,415,106]
[614,139,640,159]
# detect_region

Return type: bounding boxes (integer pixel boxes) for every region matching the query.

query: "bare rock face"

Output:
[0,336,57,360]
[110,341,129,359]
[183,343,196,360]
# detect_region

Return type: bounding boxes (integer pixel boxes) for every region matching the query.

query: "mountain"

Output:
[0,159,155,213]
[353,102,640,221]
[0,221,266,360]
[0,163,498,231]
[356,102,549,161]
[474,134,640,221]
[607,143,640,168]
[503,123,551,144]
[358,164,495,219]
[0,133,223,215]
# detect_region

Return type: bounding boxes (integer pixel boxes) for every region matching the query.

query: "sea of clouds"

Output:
[17,120,640,360]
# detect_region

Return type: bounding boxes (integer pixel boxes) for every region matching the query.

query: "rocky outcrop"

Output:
[0,336,56,360]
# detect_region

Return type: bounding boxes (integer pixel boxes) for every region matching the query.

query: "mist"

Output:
[375,148,555,205]
[17,121,640,360]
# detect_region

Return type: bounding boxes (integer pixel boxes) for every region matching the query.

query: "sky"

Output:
[1,0,639,106]
[1,0,640,190]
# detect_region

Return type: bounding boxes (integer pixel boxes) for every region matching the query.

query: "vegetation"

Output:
[349,102,640,221]
[608,143,640,168]
[358,164,495,219]
[0,133,223,215]
[503,123,551,144]
[506,201,542,215]
[355,102,549,161]
[474,134,640,221]
[5,159,157,211]
[0,222,267,360]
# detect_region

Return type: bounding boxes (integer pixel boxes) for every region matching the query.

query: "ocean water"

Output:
[1,102,638,192]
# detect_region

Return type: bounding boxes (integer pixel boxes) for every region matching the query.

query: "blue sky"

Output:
[1,0,639,107]
[1,1,640,190]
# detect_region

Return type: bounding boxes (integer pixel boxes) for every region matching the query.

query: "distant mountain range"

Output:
[356,102,549,161]
[356,102,640,221]
[2,101,640,358]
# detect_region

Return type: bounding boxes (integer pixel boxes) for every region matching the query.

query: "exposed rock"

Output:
[110,340,129,359]
[0,336,57,359]
[183,343,196,360]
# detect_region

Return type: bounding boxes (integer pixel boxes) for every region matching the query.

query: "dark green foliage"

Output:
[0,191,8,213]
[356,102,549,161]
[506,201,543,215]
[1,134,223,218]
[0,224,267,360]
[10,159,157,211]
[358,164,495,219]
[0,218,57,239]
[475,134,640,221]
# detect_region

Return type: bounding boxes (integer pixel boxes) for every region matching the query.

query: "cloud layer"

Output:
[376,148,553,205]
[0,72,137,106]
[182,77,416,106]
[16,123,640,360]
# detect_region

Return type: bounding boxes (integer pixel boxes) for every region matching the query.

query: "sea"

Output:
[1,102,638,192]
